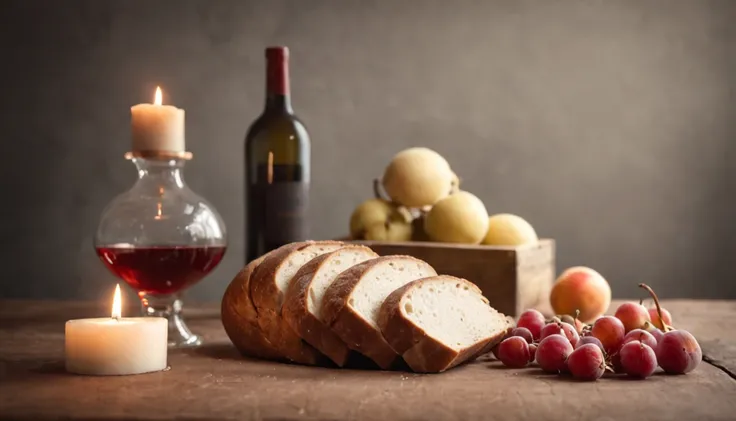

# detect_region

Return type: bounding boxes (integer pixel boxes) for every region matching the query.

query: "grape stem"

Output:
[638,283,673,332]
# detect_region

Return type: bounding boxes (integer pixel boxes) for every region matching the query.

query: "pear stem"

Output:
[373,178,387,201]
[638,283,672,332]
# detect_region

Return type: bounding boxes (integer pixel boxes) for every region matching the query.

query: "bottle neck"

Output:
[265,53,292,113]
[132,158,186,189]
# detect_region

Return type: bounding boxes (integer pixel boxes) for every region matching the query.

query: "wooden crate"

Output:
[345,239,555,317]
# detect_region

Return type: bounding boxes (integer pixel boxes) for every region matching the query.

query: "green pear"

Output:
[349,199,413,242]
[364,221,413,242]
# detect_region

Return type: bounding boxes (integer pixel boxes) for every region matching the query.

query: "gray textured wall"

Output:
[0,0,734,303]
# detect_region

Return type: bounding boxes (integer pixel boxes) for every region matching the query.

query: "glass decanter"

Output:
[95,151,227,348]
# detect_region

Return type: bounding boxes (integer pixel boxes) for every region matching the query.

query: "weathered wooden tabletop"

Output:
[1,300,734,421]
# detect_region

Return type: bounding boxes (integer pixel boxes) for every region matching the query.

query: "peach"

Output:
[550,266,611,324]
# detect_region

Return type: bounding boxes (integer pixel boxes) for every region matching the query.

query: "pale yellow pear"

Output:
[482,213,538,246]
[382,147,458,208]
[424,191,489,244]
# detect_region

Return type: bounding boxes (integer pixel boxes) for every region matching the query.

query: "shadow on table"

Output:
[187,342,393,372]
[187,342,249,362]
[485,359,676,383]
[0,357,67,380]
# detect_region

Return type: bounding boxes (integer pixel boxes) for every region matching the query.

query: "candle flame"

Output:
[112,284,122,319]
[154,86,162,105]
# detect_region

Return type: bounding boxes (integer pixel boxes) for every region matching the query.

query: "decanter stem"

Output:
[139,292,202,348]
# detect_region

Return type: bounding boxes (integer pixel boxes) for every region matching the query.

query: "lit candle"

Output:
[130,86,185,153]
[65,285,168,376]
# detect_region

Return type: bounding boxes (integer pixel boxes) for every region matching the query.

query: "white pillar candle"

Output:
[65,285,168,376]
[130,86,185,153]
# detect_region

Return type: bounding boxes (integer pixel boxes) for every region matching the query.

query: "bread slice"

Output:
[321,255,437,369]
[377,275,509,373]
[250,240,344,364]
[282,245,379,366]
[220,250,283,361]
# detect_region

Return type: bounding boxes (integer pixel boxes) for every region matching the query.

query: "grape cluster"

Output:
[493,284,702,381]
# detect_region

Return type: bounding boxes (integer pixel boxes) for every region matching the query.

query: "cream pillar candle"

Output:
[130,86,185,153]
[65,285,168,376]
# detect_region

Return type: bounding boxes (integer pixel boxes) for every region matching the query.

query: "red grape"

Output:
[491,344,501,360]
[528,343,538,362]
[517,309,545,340]
[540,323,562,340]
[614,302,651,333]
[559,315,586,333]
[643,322,665,343]
[656,330,702,374]
[575,335,605,354]
[560,322,580,347]
[567,343,606,381]
[498,336,530,368]
[490,330,512,360]
[648,307,672,330]
[638,283,700,374]
[620,340,657,378]
[510,327,534,344]
[540,322,579,346]
[623,329,657,349]
[536,334,573,373]
[591,316,625,355]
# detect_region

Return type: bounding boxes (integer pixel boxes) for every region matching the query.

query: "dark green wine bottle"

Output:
[245,46,310,263]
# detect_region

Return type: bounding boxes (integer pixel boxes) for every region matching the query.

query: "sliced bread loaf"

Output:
[377,275,509,373]
[221,250,283,361]
[250,240,344,365]
[282,245,379,366]
[321,255,437,369]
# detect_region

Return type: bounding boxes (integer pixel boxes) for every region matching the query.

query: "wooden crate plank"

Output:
[349,239,555,317]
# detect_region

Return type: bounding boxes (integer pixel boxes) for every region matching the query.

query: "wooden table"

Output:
[1,300,734,421]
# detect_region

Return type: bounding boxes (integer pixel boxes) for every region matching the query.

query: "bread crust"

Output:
[250,241,343,365]
[250,242,312,312]
[321,255,437,370]
[377,276,508,373]
[220,251,283,360]
[282,245,378,366]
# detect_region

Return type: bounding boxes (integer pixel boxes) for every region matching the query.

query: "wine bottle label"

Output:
[249,163,309,248]
[259,182,309,244]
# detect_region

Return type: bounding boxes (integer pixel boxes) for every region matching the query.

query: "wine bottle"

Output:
[245,46,311,263]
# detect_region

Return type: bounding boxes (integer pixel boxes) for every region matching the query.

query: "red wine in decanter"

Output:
[96,245,227,295]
